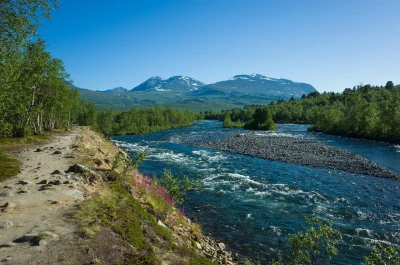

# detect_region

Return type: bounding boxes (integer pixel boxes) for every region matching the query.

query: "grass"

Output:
[73,179,214,265]
[0,130,63,151]
[73,183,171,264]
[71,127,215,264]
[0,154,20,182]
[0,130,64,182]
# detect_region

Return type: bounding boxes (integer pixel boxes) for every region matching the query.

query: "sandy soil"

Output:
[0,128,90,264]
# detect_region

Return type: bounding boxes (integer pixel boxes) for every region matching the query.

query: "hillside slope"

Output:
[0,128,238,264]
[70,74,317,111]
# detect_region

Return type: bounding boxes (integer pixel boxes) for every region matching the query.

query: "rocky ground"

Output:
[0,128,89,264]
[200,132,400,180]
[0,128,239,265]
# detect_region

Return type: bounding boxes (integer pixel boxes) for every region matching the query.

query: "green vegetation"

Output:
[288,217,342,265]
[0,154,20,182]
[86,106,198,138]
[0,131,60,181]
[222,115,244,128]
[73,141,213,265]
[1,0,80,138]
[74,182,169,264]
[158,169,201,205]
[242,216,399,265]
[208,106,277,131]
[364,243,400,265]
[243,107,277,131]
[206,82,400,142]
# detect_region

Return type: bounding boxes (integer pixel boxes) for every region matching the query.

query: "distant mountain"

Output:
[70,74,318,111]
[131,76,205,92]
[102,87,129,94]
[194,74,316,98]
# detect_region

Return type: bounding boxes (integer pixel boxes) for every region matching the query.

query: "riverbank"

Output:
[0,127,238,264]
[200,132,400,180]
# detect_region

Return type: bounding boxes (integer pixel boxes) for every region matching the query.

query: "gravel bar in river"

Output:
[200,132,400,180]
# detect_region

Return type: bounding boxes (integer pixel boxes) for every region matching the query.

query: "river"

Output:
[112,121,400,264]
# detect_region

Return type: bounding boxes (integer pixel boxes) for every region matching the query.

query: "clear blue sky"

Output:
[39,0,400,92]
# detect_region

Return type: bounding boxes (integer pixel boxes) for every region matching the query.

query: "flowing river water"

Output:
[113,121,400,264]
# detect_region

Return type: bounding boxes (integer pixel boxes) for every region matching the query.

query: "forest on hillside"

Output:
[205,82,400,143]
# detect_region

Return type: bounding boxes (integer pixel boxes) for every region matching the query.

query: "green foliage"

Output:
[179,247,215,265]
[0,1,81,138]
[222,114,244,128]
[86,106,197,137]
[244,107,277,131]
[96,109,115,139]
[112,106,197,136]
[364,243,400,265]
[289,217,342,265]
[206,82,400,142]
[76,100,97,127]
[112,150,148,182]
[159,169,201,205]
[0,0,59,47]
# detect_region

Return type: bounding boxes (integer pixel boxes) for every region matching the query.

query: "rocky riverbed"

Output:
[200,132,400,180]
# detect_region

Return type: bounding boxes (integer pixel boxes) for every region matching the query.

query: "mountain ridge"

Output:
[67,74,318,111]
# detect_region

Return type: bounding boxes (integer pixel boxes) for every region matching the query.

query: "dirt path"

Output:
[0,128,90,264]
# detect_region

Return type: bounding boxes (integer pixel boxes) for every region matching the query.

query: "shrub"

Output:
[364,243,400,265]
[159,169,201,205]
[289,217,342,265]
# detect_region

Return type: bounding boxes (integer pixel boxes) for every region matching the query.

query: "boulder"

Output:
[157,220,168,228]
[16,180,30,185]
[38,180,48,185]
[195,241,202,250]
[218,242,225,250]
[49,180,61,185]
[65,164,87,174]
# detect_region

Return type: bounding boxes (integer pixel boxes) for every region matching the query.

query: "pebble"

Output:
[0,190,14,197]
[38,239,48,246]
[49,180,61,185]
[157,220,168,228]
[16,180,30,185]
[38,180,48,185]
[200,133,400,180]
[218,242,225,250]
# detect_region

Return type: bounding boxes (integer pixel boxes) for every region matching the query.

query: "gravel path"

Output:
[0,128,88,264]
[200,132,400,180]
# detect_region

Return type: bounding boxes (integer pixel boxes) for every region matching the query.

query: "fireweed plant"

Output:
[131,170,200,218]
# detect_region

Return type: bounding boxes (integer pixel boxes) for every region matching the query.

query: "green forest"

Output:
[0,1,79,137]
[205,82,400,143]
[79,105,198,138]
